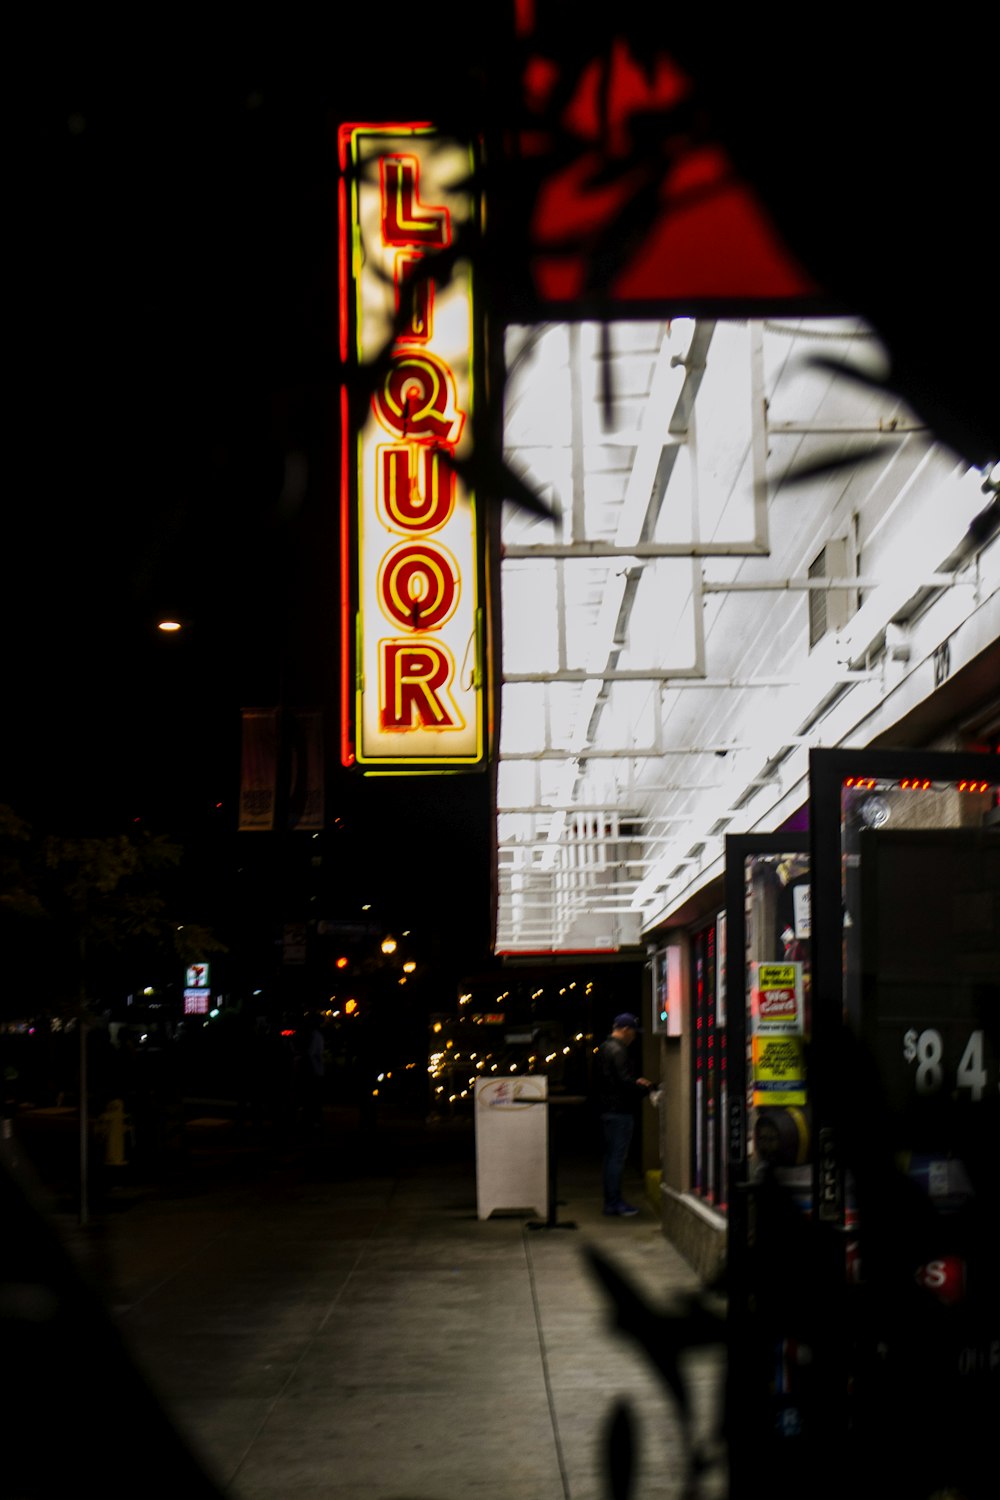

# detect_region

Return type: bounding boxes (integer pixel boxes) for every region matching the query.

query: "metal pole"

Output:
[78,1015,89,1227]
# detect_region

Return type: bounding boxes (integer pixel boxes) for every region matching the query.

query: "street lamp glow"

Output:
[381,936,397,954]
[157,620,182,632]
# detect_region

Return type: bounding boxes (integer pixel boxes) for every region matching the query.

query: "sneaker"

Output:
[604,1201,639,1216]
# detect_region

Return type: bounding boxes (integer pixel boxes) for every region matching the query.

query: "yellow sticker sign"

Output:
[757,963,798,988]
[751,961,804,1034]
[752,1034,807,1106]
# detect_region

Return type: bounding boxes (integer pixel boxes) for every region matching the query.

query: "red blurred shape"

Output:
[914,1256,966,1306]
[518,27,821,307]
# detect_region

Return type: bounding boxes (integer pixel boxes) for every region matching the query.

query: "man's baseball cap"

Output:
[613,1013,642,1031]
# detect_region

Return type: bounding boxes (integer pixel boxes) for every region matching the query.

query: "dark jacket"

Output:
[597,1035,649,1113]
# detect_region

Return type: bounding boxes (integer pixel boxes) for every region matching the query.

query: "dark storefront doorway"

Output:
[727,750,998,1499]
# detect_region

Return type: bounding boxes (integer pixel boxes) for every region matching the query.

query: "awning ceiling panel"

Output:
[495,317,998,954]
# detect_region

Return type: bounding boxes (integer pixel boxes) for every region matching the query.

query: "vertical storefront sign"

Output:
[239,709,278,830]
[239,708,325,831]
[285,710,325,831]
[339,124,484,771]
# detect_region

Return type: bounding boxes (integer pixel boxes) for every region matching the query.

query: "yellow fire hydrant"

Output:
[96,1098,131,1167]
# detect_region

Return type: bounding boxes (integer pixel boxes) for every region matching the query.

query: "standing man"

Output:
[598,1013,654,1216]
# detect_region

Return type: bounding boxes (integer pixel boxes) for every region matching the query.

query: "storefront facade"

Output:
[493,314,1000,1279]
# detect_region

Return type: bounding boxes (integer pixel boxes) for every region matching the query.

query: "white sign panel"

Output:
[793,882,812,940]
[474,1074,548,1220]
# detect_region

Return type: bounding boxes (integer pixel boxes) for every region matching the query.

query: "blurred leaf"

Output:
[448,451,556,520]
[780,443,896,488]
[605,1398,637,1500]
[586,1243,726,1496]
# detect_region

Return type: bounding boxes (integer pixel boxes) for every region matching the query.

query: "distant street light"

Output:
[157,620,182,632]
[381,936,397,955]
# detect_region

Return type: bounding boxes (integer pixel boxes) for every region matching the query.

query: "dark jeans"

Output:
[601,1111,635,1208]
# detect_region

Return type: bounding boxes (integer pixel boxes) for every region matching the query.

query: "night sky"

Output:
[7,22,501,980]
[7,16,997,986]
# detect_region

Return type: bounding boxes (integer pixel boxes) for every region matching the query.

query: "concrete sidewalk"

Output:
[8,1107,726,1500]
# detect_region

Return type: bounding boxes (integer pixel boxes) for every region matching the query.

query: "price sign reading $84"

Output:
[902,1028,993,1101]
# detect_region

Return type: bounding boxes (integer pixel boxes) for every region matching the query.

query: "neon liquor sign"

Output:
[339,124,484,771]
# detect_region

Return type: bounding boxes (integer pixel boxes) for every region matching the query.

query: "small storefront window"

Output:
[743,853,812,1201]
[691,915,728,1209]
